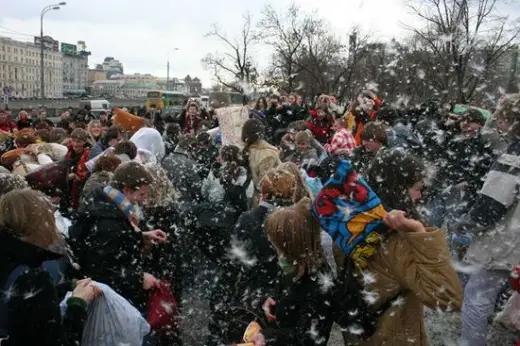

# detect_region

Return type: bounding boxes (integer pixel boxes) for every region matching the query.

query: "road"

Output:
[4,98,146,110]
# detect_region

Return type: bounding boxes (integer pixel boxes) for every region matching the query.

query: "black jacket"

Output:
[69,187,146,308]
[230,204,280,308]
[0,232,86,346]
[141,204,184,302]
[262,267,335,346]
[162,151,203,205]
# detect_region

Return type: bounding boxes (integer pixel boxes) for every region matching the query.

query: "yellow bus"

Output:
[146,90,188,112]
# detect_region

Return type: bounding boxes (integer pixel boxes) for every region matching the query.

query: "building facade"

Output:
[91,79,125,97]
[0,36,63,98]
[62,54,88,92]
[102,57,123,78]
[119,82,159,98]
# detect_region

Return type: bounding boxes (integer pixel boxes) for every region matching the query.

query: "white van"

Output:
[78,99,111,117]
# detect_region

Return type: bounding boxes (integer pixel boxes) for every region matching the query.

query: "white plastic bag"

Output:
[495,291,520,331]
[60,282,150,346]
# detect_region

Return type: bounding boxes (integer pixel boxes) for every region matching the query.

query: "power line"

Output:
[0,26,34,37]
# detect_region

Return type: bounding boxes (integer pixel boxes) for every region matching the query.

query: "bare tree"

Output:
[202,13,260,92]
[407,0,520,103]
[260,4,309,93]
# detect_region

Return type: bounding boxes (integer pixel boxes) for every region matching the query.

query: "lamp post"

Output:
[166,48,179,91]
[40,2,66,99]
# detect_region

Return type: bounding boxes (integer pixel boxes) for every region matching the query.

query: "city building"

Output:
[184,75,202,94]
[102,57,123,78]
[91,79,125,97]
[163,75,203,94]
[0,36,63,98]
[61,42,89,93]
[111,73,156,84]
[88,64,106,84]
[119,82,159,98]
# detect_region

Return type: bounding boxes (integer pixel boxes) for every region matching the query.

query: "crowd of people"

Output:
[0,90,519,346]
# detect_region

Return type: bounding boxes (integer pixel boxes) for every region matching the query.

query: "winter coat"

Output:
[55,119,70,132]
[307,110,334,144]
[435,132,494,198]
[16,119,33,130]
[246,140,281,205]
[194,145,219,180]
[70,187,146,309]
[287,148,318,168]
[455,140,520,271]
[386,122,422,151]
[262,266,335,346]
[0,232,86,346]
[230,203,280,310]
[162,150,203,205]
[0,121,17,133]
[207,202,280,344]
[141,205,185,304]
[64,146,90,210]
[334,228,463,346]
[81,171,113,201]
[88,140,107,160]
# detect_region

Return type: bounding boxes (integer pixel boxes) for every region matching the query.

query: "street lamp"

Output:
[166,48,179,91]
[40,2,66,99]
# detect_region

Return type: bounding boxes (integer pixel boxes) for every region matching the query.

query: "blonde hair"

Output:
[266,197,324,279]
[277,162,311,203]
[0,189,59,249]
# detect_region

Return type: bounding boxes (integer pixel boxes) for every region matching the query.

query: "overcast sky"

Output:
[1,0,516,87]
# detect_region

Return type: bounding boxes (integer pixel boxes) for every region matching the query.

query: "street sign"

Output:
[61,42,77,55]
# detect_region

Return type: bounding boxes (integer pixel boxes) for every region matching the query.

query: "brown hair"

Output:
[113,140,138,160]
[266,198,324,279]
[70,128,89,142]
[287,120,308,132]
[361,121,388,145]
[277,162,311,203]
[110,161,153,191]
[295,131,310,145]
[49,128,68,144]
[0,189,59,249]
[92,155,122,173]
[259,168,296,204]
[35,129,51,143]
[15,131,38,147]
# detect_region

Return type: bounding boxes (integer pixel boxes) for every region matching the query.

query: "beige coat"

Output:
[247,139,281,206]
[334,228,463,346]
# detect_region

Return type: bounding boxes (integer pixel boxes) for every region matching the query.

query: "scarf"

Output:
[312,160,388,268]
[103,186,138,223]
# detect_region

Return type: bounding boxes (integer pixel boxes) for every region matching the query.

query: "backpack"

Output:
[333,256,400,340]
[0,260,66,338]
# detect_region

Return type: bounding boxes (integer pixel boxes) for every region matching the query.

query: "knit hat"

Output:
[259,168,296,205]
[312,159,388,268]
